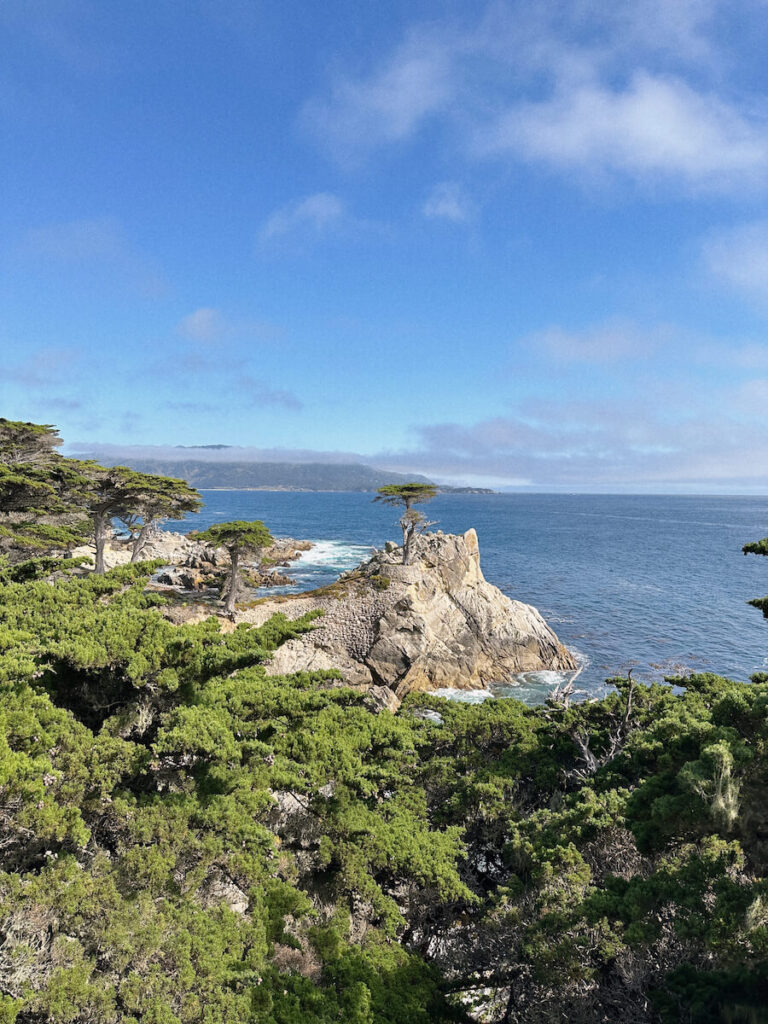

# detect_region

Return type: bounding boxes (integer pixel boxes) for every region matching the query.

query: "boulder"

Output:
[239,529,576,696]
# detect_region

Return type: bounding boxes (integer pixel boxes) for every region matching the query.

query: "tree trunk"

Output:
[131,522,152,562]
[94,513,107,574]
[402,522,414,564]
[224,549,240,618]
[401,498,414,564]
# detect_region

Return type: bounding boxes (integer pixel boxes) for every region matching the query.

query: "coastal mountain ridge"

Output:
[80,456,494,492]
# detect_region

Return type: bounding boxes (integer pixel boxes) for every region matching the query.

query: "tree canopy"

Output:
[373,483,438,510]
[374,483,438,564]
[1,559,768,1021]
[0,420,202,572]
[196,520,274,617]
[2,421,768,1021]
[0,419,90,561]
[116,470,201,561]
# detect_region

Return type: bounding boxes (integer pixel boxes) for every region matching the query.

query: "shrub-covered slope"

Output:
[1,562,767,1022]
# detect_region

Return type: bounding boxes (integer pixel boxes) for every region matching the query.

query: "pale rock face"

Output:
[241,529,576,698]
[69,530,221,571]
[69,531,310,577]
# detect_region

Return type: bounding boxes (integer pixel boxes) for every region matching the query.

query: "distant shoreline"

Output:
[197,486,497,494]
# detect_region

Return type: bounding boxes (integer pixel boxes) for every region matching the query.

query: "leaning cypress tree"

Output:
[0,418,90,560]
[118,473,202,561]
[373,482,437,564]
[77,463,202,573]
[195,520,273,618]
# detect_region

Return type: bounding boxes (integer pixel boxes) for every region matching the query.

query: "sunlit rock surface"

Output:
[240,529,576,697]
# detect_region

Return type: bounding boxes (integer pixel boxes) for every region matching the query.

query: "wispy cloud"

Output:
[477,72,768,192]
[260,192,345,242]
[177,307,227,342]
[68,394,768,489]
[302,32,456,162]
[371,397,768,489]
[238,375,303,410]
[21,217,127,261]
[175,307,280,344]
[6,346,80,387]
[702,219,768,303]
[527,320,665,363]
[423,181,474,222]
[305,2,768,195]
[68,441,363,464]
[17,216,167,297]
[163,400,219,414]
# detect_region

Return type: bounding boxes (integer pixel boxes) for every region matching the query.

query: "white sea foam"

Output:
[432,688,494,704]
[434,649,593,706]
[296,540,373,569]
[255,538,372,595]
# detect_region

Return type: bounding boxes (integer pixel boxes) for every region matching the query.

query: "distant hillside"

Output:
[94,458,436,492]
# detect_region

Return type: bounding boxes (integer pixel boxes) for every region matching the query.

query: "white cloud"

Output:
[260,192,345,241]
[238,376,303,410]
[528,320,664,363]
[176,307,227,342]
[175,308,283,345]
[423,182,474,222]
[6,346,80,387]
[477,72,768,192]
[17,216,167,297]
[302,33,456,160]
[377,400,768,489]
[21,217,127,261]
[304,3,768,195]
[702,219,768,301]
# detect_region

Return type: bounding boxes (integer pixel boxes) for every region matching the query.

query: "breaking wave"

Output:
[259,539,373,595]
[432,648,592,705]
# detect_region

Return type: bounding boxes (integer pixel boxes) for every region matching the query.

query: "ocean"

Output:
[173,491,768,703]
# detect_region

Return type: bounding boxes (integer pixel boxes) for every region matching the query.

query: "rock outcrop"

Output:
[70,531,312,589]
[240,529,575,697]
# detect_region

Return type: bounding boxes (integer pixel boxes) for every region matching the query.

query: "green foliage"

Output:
[0,421,201,570]
[743,536,768,617]
[195,521,274,614]
[3,437,768,1020]
[0,566,464,1021]
[116,471,201,560]
[0,420,91,560]
[373,483,438,509]
[743,538,768,557]
[3,573,763,1023]
[373,484,438,563]
[195,520,274,555]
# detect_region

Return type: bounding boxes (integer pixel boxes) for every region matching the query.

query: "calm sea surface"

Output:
[173,492,768,702]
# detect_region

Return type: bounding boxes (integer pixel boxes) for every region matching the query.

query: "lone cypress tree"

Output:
[195,520,273,618]
[373,483,437,564]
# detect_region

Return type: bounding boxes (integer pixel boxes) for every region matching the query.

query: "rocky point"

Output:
[239,528,576,703]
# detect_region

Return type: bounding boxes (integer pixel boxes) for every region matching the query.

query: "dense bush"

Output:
[0,561,767,1022]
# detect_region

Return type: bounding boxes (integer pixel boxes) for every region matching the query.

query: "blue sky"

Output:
[4,0,768,490]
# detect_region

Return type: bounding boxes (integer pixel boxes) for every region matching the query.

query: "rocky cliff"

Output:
[240,529,576,699]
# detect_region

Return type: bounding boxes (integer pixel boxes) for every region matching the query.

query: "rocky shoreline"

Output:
[238,528,576,706]
[70,530,313,592]
[73,525,575,704]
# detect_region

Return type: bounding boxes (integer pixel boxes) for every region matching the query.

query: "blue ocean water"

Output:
[174,492,768,700]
